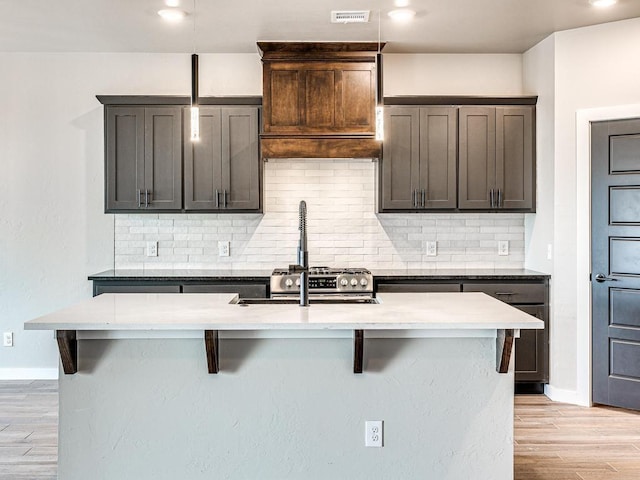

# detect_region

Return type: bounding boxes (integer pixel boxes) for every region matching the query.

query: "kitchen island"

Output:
[25,292,542,480]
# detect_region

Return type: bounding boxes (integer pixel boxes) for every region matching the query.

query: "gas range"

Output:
[270,267,373,297]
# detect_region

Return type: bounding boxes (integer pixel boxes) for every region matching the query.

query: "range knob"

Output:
[295,278,301,287]
[360,278,368,286]
[285,278,294,287]
[350,278,358,287]
[340,278,349,287]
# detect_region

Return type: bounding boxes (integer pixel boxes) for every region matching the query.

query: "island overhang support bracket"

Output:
[496,329,514,374]
[354,329,364,374]
[205,330,219,374]
[56,330,78,375]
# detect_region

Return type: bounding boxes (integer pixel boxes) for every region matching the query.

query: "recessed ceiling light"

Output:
[165,0,180,6]
[589,0,617,7]
[394,0,410,6]
[158,8,187,22]
[388,9,416,21]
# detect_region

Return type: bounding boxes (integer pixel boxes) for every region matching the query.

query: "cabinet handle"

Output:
[494,292,516,296]
[223,190,228,208]
[498,189,503,208]
[413,189,417,208]
[137,189,142,208]
[489,188,494,208]
[421,189,426,208]
[145,189,149,208]
[215,189,219,208]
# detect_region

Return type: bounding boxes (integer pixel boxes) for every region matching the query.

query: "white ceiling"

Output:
[2,0,640,54]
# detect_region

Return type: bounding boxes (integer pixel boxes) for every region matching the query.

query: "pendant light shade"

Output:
[190,53,200,141]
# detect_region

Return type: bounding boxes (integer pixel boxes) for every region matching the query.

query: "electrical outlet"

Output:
[3,332,13,347]
[365,420,383,447]
[498,240,509,256]
[146,241,158,257]
[426,241,437,257]
[218,241,230,257]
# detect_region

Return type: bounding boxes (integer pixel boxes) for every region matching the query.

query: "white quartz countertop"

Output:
[25,292,543,332]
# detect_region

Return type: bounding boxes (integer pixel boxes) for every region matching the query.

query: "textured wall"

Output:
[114,159,525,270]
[59,337,514,480]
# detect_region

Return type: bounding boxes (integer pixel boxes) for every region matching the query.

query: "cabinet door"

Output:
[381,108,420,210]
[419,107,457,209]
[513,305,548,383]
[105,107,145,211]
[263,62,375,135]
[184,107,223,210]
[144,107,182,210]
[336,64,375,132]
[458,107,496,209]
[496,107,534,210]
[221,108,260,211]
[263,66,302,132]
[94,284,181,296]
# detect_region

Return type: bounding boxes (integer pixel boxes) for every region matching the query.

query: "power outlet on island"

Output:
[218,241,230,257]
[365,420,383,447]
[426,241,437,257]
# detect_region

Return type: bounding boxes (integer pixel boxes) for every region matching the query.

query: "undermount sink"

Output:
[235,297,380,306]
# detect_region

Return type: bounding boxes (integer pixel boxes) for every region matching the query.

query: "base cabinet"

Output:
[92,280,269,298]
[375,278,549,386]
[461,281,549,384]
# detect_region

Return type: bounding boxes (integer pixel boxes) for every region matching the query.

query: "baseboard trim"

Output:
[544,384,587,406]
[0,368,58,380]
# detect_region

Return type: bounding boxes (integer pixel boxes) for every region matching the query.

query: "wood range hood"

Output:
[258,42,385,160]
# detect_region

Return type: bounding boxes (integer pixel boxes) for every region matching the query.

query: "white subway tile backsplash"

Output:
[113,159,526,270]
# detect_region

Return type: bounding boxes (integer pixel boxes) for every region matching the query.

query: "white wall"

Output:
[384,54,523,96]
[521,17,640,401]
[0,52,524,376]
[0,53,262,377]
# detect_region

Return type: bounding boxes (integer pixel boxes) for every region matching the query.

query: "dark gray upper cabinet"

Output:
[459,106,534,211]
[105,106,182,212]
[381,106,457,211]
[184,107,260,211]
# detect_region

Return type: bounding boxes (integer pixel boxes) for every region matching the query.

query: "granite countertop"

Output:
[370,268,550,279]
[25,292,543,333]
[88,269,273,280]
[89,268,549,281]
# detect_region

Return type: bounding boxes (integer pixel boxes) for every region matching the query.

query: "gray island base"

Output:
[26,292,542,480]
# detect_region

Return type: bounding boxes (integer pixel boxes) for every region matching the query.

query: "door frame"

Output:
[576,103,640,407]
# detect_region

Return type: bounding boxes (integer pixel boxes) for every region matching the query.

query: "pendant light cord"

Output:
[378,9,381,54]
[192,0,197,55]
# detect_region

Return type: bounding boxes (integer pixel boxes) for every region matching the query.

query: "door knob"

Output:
[594,273,617,283]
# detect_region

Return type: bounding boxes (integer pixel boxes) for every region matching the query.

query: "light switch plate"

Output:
[426,241,437,257]
[498,240,509,256]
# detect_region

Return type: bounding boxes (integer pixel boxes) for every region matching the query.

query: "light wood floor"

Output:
[1,381,640,480]
[0,381,57,480]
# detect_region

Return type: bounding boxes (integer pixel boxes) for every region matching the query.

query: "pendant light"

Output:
[190,0,200,142]
[375,10,384,142]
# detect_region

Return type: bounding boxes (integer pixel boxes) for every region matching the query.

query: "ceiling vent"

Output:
[331,10,370,24]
